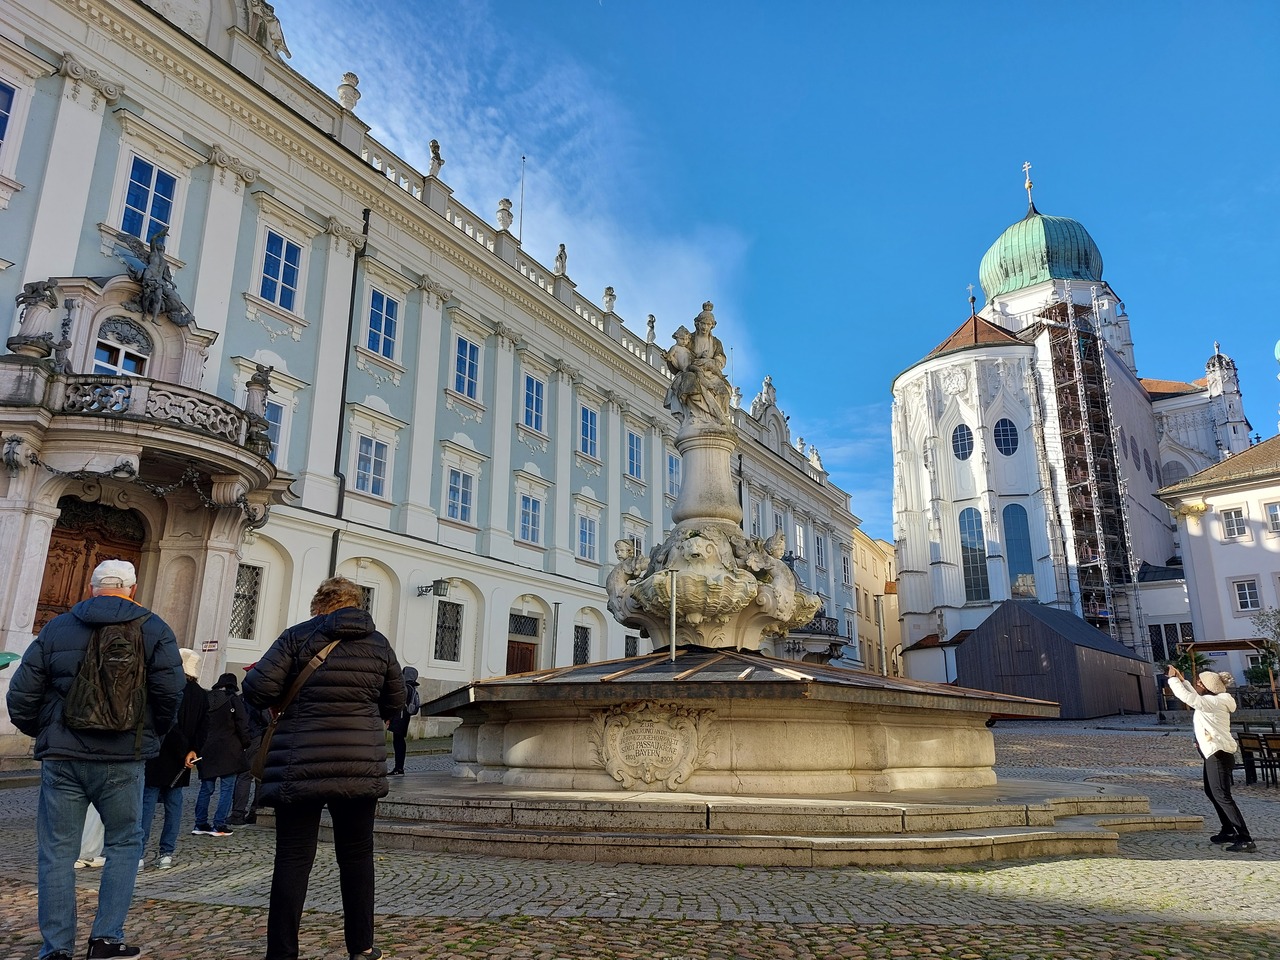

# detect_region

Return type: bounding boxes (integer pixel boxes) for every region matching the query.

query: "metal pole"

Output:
[876,594,887,677]
[669,568,677,663]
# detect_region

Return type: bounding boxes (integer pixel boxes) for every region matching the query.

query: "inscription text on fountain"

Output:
[590,701,718,791]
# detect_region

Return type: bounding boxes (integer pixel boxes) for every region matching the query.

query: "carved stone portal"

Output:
[590,701,718,790]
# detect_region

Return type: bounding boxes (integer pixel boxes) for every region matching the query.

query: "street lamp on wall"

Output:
[416,578,451,598]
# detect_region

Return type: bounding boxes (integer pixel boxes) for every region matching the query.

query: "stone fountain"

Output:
[426,302,1056,798]
[408,304,1194,866]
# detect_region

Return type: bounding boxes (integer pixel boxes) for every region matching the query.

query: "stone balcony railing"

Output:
[794,615,841,637]
[52,374,264,451]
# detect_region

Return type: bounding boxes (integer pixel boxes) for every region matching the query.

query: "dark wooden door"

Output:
[35,498,144,632]
[506,641,536,675]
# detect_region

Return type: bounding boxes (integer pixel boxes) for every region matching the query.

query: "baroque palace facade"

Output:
[0,0,865,746]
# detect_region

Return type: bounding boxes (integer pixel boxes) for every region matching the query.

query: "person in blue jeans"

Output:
[193,671,249,836]
[6,559,184,960]
[139,647,207,867]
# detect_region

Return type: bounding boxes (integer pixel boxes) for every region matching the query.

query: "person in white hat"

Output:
[6,558,185,958]
[1165,664,1255,852]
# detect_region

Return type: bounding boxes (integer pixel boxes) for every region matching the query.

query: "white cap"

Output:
[91,559,137,588]
[179,648,202,679]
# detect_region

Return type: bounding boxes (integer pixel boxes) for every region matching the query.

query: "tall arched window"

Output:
[1003,504,1036,599]
[958,507,990,602]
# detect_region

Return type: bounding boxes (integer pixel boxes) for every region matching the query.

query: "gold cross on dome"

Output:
[1022,161,1034,204]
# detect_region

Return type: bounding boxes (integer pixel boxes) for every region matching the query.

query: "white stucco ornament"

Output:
[606,303,821,650]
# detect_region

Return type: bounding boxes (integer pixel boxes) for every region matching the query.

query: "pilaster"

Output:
[21,55,121,289]
[395,277,450,538]
[551,361,577,574]
[481,322,519,559]
[191,146,259,388]
[295,219,364,511]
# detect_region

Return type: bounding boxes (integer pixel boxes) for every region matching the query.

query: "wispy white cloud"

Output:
[276,0,749,353]
[792,399,895,537]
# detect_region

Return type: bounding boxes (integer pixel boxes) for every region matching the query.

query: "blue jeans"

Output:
[139,785,185,856]
[37,759,144,957]
[194,776,235,829]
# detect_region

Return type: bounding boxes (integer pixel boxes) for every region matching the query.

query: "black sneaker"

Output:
[191,824,214,836]
[86,937,144,958]
[45,952,73,960]
[348,949,382,960]
[1210,829,1238,843]
[1227,839,1258,853]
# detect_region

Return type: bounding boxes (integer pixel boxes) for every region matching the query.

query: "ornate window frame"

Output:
[101,109,203,259]
[574,491,605,564]
[356,257,411,384]
[243,192,320,340]
[345,402,406,502]
[439,437,488,529]
[514,468,551,546]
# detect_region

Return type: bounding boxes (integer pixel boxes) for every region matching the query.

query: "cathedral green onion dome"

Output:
[978,202,1103,301]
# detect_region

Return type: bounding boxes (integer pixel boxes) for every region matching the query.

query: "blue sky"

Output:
[275,1,1280,540]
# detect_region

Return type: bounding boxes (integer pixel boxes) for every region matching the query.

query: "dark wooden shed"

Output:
[954,601,1151,719]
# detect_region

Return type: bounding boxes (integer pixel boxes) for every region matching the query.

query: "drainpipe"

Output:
[328,207,371,576]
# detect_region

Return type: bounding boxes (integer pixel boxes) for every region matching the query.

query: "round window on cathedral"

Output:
[993,418,1019,456]
[952,424,974,461]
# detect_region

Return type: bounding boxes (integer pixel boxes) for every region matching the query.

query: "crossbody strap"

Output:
[273,638,341,719]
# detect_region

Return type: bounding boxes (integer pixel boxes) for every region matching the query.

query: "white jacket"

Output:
[1167,676,1238,758]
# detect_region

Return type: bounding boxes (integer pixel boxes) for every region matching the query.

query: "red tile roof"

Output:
[926,317,1023,359]
[1140,377,1203,400]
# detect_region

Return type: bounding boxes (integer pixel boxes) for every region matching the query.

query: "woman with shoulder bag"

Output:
[243,576,405,960]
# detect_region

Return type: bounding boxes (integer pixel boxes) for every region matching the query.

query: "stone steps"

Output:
[285,773,1203,867]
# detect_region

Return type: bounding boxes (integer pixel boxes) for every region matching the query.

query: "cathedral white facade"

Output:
[0,0,865,750]
[893,186,1252,681]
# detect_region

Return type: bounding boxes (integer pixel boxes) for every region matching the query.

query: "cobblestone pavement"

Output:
[2,718,1278,959]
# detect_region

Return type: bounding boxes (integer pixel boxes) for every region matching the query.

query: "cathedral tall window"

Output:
[1003,504,1036,598]
[993,418,1019,456]
[951,424,974,461]
[958,507,991,602]
[121,155,176,241]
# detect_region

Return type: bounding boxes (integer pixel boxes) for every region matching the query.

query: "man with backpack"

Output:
[7,559,185,960]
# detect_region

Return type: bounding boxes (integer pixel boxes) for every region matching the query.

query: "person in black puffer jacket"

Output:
[192,672,249,836]
[243,576,404,960]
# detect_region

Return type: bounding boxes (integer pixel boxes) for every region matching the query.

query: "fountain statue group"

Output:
[605,302,820,650]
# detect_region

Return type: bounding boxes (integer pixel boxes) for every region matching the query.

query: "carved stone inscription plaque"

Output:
[590,700,717,791]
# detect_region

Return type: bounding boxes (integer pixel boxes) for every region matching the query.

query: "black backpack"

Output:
[64,613,151,752]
